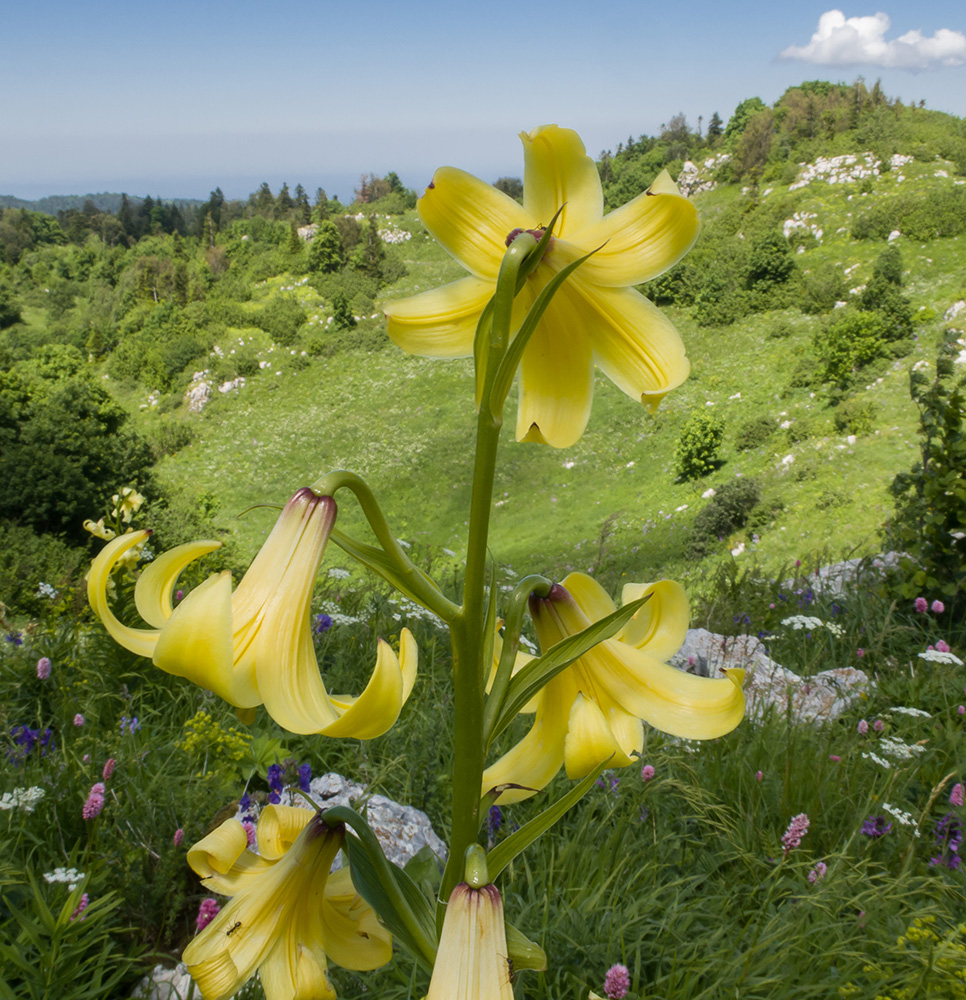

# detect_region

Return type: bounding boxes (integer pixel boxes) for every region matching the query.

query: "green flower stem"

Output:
[439,237,537,908]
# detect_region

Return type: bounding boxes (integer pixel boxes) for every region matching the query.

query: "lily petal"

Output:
[563,693,623,779]
[521,125,603,236]
[571,169,700,287]
[572,278,690,412]
[187,818,274,895]
[385,275,494,359]
[619,580,690,659]
[419,167,534,280]
[515,279,594,448]
[135,539,222,628]
[86,530,159,659]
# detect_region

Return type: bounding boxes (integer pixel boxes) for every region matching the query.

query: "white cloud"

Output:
[781,10,966,69]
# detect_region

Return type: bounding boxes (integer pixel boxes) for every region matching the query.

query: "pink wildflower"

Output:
[174,828,184,846]
[641,764,655,782]
[102,758,115,781]
[931,600,945,614]
[959,706,965,716]
[36,657,51,680]
[73,714,84,726]
[242,820,257,849]
[936,640,950,653]
[70,893,89,921]
[829,755,841,762]
[756,770,764,782]
[808,862,827,883]
[82,754,90,763]
[873,719,884,732]
[604,963,631,999]
[950,783,964,808]
[857,719,869,735]
[195,897,220,931]
[782,813,810,854]
[82,782,105,820]
[856,648,865,658]
[915,597,928,613]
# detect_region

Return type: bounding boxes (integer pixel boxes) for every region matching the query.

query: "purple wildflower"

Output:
[267,763,284,804]
[641,764,655,782]
[71,893,89,921]
[935,639,951,653]
[73,714,84,727]
[857,719,869,734]
[313,613,334,635]
[102,758,115,781]
[808,861,827,883]
[36,657,51,680]
[604,963,630,999]
[861,815,892,838]
[5,633,23,646]
[950,783,964,808]
[298,762,312,793]
[873,719,884,732]
[487,805,503,841]
[174,828,184,846]
[930,813,963,870]
[931,600,945,614]
[915,597,928,613]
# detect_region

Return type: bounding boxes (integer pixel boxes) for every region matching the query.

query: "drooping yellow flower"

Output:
[87,488,417,736]
[184,806,392,1000]
[111,486,145,523]
[483,573,745,804]
[426,881,513,1000]
[384,125,699,448]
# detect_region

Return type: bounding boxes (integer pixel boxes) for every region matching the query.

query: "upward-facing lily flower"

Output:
[88,488,416,736]
[483,573,745,804]
[385,125,699,448]
[184,806,392,1000]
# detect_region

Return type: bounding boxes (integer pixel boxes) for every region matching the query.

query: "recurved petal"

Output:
[255,805,314,861]
[559,572,617,624]
[521,125,603,236]
[619,580,690,659]
[573,278,690,412]
[153,571,260,709]
[482,676,573,804]
[593,645,746,740]
[87,530,159,659]
[563,693,623,779]
[569,169,699,286]
[418,166,532,280]
[515,279,594,448]
[134,539,222,628]
[319,633,414,739]
[385,275,493,359]
[187,819,274,895]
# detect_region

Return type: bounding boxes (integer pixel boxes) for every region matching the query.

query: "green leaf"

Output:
[486,759,611,881]
[506,922,548,972]
[323,805,437,970]
[489,595,649,743]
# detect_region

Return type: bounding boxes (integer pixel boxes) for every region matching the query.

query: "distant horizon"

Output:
[3,1,965,206]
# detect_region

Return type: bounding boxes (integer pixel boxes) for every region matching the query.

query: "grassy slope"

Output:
[147,156,966,598]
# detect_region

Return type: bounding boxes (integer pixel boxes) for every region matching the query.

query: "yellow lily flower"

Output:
[426,881,513,1000]
[87,488,417,736]
[184,806,392,1000]
[384,124,699,448]
[483,573,745,804]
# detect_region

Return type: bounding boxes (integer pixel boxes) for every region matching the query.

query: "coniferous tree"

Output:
[707,112,723,139]
[314,188,330,222]
[276,182,294,218]
[293,184,311,224]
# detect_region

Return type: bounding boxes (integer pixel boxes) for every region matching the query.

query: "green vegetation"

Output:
[1,82,965,998]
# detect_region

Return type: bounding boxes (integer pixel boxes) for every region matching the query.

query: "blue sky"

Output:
[2,0,965,201]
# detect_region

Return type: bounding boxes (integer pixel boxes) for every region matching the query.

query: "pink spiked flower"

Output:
[915,597,928,613]
[857,719,868,734]
[195,897,220,931]
[173,827,184,846]
[950,783,964,808]
[102,758,115,781]
[73,714,84,726]
[36,657,51,680]
[604,963,631,999]
[70,893,89,921]
[808,861,827,883]
[641,764,655,782]
[82,782,105,820]
[936,640,951,653]
[782,812,810,855]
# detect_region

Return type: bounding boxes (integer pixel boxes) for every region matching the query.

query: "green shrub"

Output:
[257,295,307,346]
[813,311,888,388]
[688,477,761,557]
[884,331,966,609]
[0,521,86,616]
[833,396,878,435]
[674,411,725,481]
[801,262,847,314]
[734,415,775,452]
[746,232,795,289]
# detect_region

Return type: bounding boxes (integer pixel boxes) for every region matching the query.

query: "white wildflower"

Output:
[861,752,891,770]
[882,802,920,836]
[0,786,46,813]
[43,866,85,890]
[918,649,964,665]
[890,706,931,718]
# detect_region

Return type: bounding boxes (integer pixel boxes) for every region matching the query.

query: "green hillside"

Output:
[1,78,965,616]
